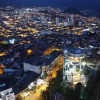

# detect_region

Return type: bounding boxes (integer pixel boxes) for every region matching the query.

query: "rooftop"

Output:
[68,47,83,54]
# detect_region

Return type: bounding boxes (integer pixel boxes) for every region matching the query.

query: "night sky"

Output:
[0,0,100,10]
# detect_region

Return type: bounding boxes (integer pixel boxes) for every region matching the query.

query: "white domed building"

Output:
[63,47,87,85]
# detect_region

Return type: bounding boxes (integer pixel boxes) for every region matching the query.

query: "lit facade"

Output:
[63,47,85,84]
[0,88,15,100]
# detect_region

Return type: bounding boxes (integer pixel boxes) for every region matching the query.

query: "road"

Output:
[23,67,60,100]
[24,81,48,100]
[16,55,63,100]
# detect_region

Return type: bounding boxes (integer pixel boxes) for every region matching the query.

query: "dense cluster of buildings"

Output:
[0,6,100,100]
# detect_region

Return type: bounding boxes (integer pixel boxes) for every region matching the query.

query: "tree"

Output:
[90,88,99,100]
[83,90,88,100]
[82,71,100,100]
[65,87,75,100]
[74,82,83,100]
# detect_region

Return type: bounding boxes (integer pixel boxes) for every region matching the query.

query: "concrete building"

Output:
[0,88,15,100]
[63,22,68,27]
[23,62,40,74]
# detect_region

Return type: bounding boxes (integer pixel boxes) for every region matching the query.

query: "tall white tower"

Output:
[56,17,59,26]
[70,14,74,21]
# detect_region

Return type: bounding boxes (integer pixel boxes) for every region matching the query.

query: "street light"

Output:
[84,84,87,87]
[82,62,86,66]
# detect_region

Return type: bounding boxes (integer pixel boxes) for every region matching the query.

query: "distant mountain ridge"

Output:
[64,7,85,16]
[64,7,100,18]
[0,0,100,18]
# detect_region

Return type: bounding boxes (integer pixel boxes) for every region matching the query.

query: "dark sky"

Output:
[0,0,100,10]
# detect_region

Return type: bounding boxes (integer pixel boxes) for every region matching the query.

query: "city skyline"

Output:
[0,1,100,100]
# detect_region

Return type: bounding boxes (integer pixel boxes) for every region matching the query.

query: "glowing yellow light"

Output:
[69,58,80,62]
[0,52,6,56]
[27,49,32,55]
[0,68,4,75]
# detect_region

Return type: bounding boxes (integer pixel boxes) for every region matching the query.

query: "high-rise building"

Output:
[74,19,79,27]
[70,14,74,25]
[56,17,59,26]
[70,14,74,21]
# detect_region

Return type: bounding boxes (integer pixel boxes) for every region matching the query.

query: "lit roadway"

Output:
[24,67,60,100]
[24,81,48,100]
[16,55,63,100]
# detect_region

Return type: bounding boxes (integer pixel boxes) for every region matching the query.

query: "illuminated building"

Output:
[63,22,68,27]
[70,14,74,25]
[0,88,15,100]
[70,14,74,21]
[41,64,46,78]
[63,47,85,84]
